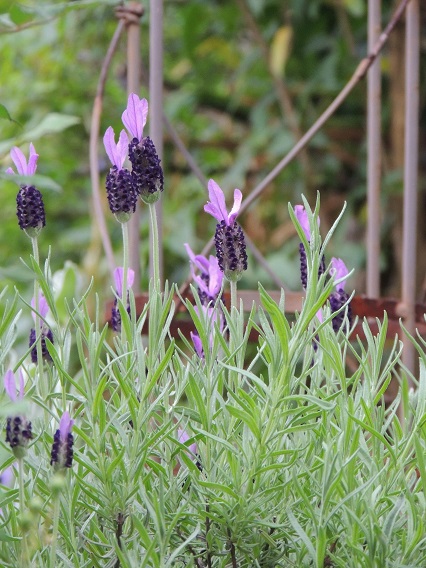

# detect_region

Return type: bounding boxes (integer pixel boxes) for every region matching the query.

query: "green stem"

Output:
[230,280,237,311]
[49,495,61,568]
[18,458,29,567]
[121,222,129,308]
[149,203,160,291]
[31,237,45,405]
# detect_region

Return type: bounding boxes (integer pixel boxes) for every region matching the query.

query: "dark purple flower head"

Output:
[128,136,164,204]
[111,267,135,332]
[104,127,138,223]
[184,244,223,304]
[4,370,32,458]
[7,144,46,238]
[204,180,247,282]
[50,411,74,470]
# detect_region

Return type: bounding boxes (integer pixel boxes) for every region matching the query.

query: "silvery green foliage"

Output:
[1,204,426,567]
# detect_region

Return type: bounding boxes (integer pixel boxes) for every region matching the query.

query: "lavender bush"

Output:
[0,97,426,568]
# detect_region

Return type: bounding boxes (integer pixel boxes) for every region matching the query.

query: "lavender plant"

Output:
[1,99,426,568]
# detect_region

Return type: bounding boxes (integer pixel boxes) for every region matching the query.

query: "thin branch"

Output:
[163,114,208,187]
[236,0,312,181]
[240,0,411,216]
[179,0,411,298]
[227,528,238,568]
[89,19,125,279]
[245,233,288,291]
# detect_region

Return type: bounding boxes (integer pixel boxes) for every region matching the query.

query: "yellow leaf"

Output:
[270,26,293,78]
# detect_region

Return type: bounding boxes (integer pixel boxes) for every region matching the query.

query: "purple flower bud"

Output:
[190,332,204,359]
[178,428,197,456]
[185,244,223,305]
[29,293,53,363]
[204,180,247,282]
[50,411,74,470]
[330,257,349,291]
[104,127,138,223]
[214,220,248,282]
[29,327,53,363]
[16,185,46,237]
[4,370,32,457]
[7,144,45,237]
[111,267,135,332]
[128,136,164,204]
[329,258,352,332]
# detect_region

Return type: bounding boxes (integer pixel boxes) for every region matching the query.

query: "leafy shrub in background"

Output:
[0,94,426,568]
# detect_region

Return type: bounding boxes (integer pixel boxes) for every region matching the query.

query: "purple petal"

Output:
[193,274,209,296]
[184,244,210,274]
[121,94,148,141]
[114,267,135,296]
[190,332,204,359]
[31,293,49,324]
[4,370,16,401]
[103,127,121,169]
[316,309,323,324]
[116,130,129,167]
[178,428,197,456]
[0,465,14,487]
[5,167,15,175]
[228,189,242,225]
[204,179,229,224]
[331,257,349,291]
[26,143,38,175]
[59,411,73,442]
[208,256,223,297]
[18,369,25,400]
[10,147,28,176]
[294,205,311,240]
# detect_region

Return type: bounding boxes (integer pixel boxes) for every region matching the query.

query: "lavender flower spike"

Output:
[184,244,223,305]
[29,293,53,363]
[122,94,164,204]
[7,143,45,237]
[4,369,33,458]
[329,257,352,332]
[104,127,137,223]
[111,267,135,332]
[204,179,247,282]
[50,411,74,470]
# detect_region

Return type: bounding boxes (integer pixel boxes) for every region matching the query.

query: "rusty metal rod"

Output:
[401,0,419,378]
[366,0,382,298]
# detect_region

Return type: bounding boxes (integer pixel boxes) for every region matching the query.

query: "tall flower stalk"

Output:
[7,144,46,384]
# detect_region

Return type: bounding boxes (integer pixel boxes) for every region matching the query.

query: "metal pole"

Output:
[149,0,164,283]
[401,0,419,377]
[366,0,381,298]
[126,2,144,291]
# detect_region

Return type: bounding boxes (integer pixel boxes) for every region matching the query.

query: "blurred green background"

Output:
[1,0,425,302]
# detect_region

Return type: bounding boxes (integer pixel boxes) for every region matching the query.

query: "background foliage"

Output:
[0,0,425,300]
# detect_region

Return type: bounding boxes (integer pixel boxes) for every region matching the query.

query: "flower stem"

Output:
[49,495,60,568]
[230,280,237,311]
[18,458,29,567]
[121,222,129,308]
[31,237,45,403]
[149,203,160,291]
